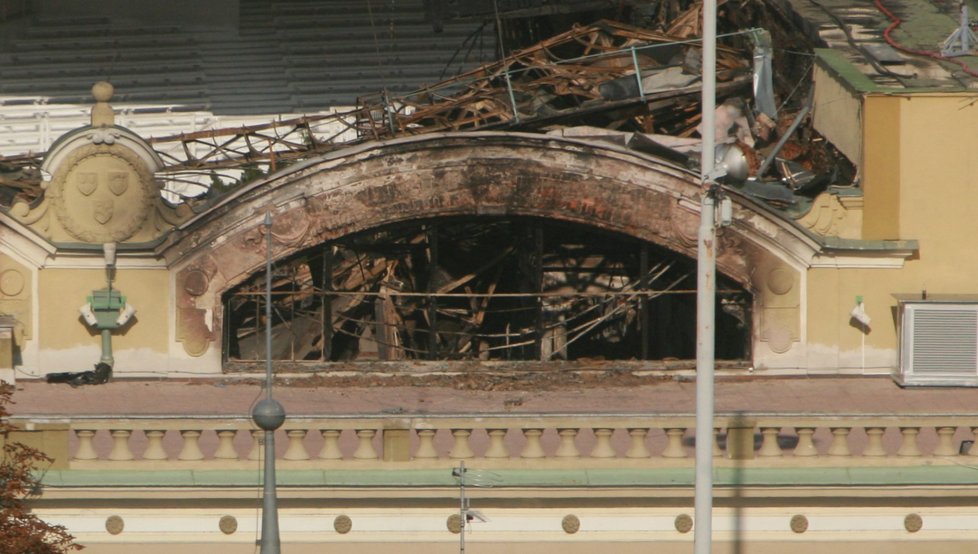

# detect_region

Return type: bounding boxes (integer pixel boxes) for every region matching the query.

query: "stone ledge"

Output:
[38,466,978,489]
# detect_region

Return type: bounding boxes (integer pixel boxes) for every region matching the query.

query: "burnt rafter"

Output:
[224,218,751,365]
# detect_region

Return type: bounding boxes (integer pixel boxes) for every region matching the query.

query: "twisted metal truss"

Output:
[0,20,753,201]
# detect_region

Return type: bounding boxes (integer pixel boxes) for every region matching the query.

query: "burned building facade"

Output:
[7,1,978,552]
[0,3,931,381]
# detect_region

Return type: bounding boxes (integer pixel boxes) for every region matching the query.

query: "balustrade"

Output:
[27,415,977,469]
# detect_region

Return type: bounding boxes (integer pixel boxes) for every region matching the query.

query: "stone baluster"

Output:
[757,427,783,457]
[142,430,168,460]
[284,429,310,461]
[108,429,134,461]
[827,427,851,457]
[897,427,922,457]
[555,428,581,458]
[484,429,509,459]
[213,430,238,460]
[177,430,205,461]
[353,429,378,460]
[521,428,546,458]
[863,427,886,457]
[626,428,651,459]
[449,429,474,459]
[590,428,616,458]
[247,430,263,461]
[73,430,98,460]
[661,428,687,458]
[934,426,957,456]
[318,430,343,459]
[793,427,818,457]
[414,429,438,459]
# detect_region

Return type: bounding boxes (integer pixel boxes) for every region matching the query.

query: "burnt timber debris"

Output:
[224,218,751,366]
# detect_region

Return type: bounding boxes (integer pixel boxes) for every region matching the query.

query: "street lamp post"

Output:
[694,1,718,554]
[252,212,286,554]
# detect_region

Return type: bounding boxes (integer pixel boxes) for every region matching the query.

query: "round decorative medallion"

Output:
[334,515,353,534]
[766,266,794,295]
[0,269,25,297]
[674,513,693,534]
[447,514,463,534]
[48,144,156,243]
[182,269,210,297]
[219,515,237,535]
[561,514,580,534]
[789,514,808,534]
[904,513,923,533]
[105,515,125,535]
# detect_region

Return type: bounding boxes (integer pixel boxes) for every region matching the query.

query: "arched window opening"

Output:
[223,217,750,365]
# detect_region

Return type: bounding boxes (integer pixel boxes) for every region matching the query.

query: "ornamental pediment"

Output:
[8,82,192,245]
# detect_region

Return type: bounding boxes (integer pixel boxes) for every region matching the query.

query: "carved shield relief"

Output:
[107,171,129,196]
[76,172,98,196]
[93,199,114,224]
[49,144,156,243]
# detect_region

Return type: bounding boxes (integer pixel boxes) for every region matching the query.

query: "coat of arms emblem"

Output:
[93,198,114,225]
[76,173,98,196]
[107,171,129,196]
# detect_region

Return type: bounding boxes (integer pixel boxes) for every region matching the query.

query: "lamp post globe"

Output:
[252,398,286,431]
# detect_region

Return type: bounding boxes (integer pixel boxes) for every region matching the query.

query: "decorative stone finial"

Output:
[92,81,113,102]
[91,81,115,127]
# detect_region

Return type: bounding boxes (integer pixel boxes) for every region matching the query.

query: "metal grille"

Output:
[909,306,978,375]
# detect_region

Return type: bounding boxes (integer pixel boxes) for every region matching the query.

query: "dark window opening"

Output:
[223,217,751,364]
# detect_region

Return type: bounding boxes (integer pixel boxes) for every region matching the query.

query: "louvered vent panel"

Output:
[910,308,978,374]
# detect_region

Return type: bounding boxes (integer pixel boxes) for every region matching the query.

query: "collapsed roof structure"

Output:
[0,6,849,210]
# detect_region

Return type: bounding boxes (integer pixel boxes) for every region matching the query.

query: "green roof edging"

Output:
[38,466,978,489]
[815,49,882,94]
[815,48,971,95]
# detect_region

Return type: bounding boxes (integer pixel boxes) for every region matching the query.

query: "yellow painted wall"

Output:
[38,268,169,354]
[861,93,978,290]
[805,92,978,372]
[861,95,901,240]
[804,267,840,369]
[805,265,902,372]
[895,95,978,287]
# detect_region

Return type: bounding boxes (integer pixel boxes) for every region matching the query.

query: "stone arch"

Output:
[161,132,820,364]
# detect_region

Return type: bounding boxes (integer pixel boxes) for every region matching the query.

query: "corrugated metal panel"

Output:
[0,0,496,116]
